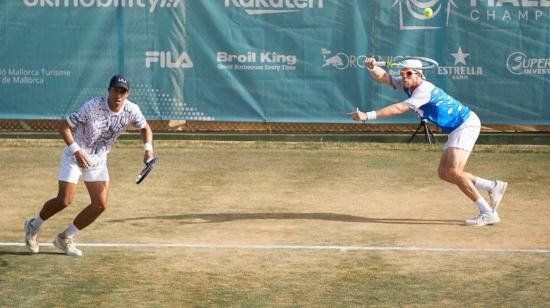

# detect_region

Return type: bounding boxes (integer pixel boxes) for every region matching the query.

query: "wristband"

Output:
[144,143,153,152]
[366,111,377,120]
[68,142,81,154]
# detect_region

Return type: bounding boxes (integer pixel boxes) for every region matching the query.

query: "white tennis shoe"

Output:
[465,211,500,226]
[53,234,82,257]
[489,180,508,210]
[24,219,40,253]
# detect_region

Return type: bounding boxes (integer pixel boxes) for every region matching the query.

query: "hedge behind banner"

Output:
[1,0,549,124]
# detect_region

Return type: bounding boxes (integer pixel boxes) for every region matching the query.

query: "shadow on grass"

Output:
[107,212,463,226]
[0,250,65,256]
[0,250,33,256]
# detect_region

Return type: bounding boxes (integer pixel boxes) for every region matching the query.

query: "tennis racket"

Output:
[374,56,439,70]
[136,157,158,184]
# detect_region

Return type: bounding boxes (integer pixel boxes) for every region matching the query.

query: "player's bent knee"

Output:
[438,169,450,182]
[446,169,464,184]
[56,196,73,208]
[92,202,108,211]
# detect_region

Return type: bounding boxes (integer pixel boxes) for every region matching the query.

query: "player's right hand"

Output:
[364,57,376,70]
[346,107,367,122]
[74,150,92,169]
[143,151,154,165]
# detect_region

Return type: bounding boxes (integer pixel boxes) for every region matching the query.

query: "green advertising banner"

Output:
[1,0,549,124]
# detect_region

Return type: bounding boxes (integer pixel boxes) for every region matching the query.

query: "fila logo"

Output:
[145,51,193,69]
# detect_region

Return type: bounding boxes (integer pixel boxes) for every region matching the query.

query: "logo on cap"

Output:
[109,75,130,90]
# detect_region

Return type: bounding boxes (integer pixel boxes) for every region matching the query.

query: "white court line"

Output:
[1,242,550,253]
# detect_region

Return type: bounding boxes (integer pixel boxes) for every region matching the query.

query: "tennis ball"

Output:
[423,7,433,18]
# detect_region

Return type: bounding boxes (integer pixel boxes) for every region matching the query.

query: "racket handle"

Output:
[374,61,387,67]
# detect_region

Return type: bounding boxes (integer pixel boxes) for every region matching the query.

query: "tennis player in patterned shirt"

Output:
[24,75,154,256]
[348,58,507,226]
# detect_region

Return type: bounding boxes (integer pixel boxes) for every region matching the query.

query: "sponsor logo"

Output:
[470,0,550,23]
[321,49,370,70]
[22,0,183,13]
[224,0,324,15]
[506,51,550,75]
[321,49,402,72]
[392,0,457,30]
[216,51,297,71]
[437,47,483,80]
[145,51,193,69]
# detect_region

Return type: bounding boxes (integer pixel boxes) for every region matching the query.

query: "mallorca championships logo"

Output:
[470,0,550,23]
[224,0,324,15]
[392,0,457,30]
[22,0,183,13]
[507,52,550,75]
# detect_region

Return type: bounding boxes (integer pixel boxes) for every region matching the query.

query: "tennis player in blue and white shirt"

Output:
[24,75,154,256]
[348,58,507,226]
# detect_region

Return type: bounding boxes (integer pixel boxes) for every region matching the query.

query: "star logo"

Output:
[451,47,469,65]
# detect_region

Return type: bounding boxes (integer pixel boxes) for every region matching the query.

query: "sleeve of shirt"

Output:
[66,100,92,128]
[130,104,147,129]
[403,85,431,110]
[389,75,404,90]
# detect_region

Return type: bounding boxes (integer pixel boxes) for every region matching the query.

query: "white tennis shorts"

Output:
[58,150,109,184]
[444,112,481,152]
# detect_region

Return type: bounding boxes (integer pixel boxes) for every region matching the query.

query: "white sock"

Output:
[475,177,496,192]
[475,197,493,214]
[61,224,80,238]
[30,215,44,229]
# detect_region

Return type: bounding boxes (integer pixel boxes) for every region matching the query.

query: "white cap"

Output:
[399,59,423,77]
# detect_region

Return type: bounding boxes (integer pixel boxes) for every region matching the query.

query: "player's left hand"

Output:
[144,150,154,164]
[346,107,367,122]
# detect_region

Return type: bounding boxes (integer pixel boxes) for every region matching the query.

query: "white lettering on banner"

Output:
[392,0,550,26]
[260,52,297,65]
[145,51,193,69]
[437,66,484,80]
[1,67,71,85]
[22,0,183,13]
[470,0,550,7]
[437,47,484,80]
[471,8,547,20]
[12,76,45,85]
[507,51,550,75]
[321,49,370,71]
[8,68,40,76]
[216,51,297,71]
[224,0,324,15]
[469,0,550,22]
[217,52,256,63]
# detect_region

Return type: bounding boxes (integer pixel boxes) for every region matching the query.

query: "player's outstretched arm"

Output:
[374,102,411,119]
[140,122,154,163]
[364,57,392,87]
[347,103,411,122]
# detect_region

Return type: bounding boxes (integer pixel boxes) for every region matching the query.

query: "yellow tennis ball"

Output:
[423,7,433,18]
